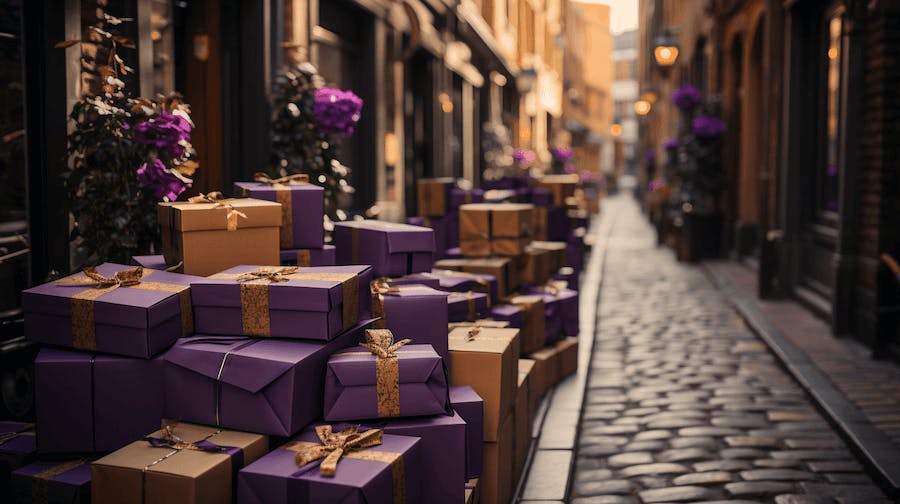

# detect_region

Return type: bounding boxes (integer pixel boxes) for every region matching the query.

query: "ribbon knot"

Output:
[294,425,384,477]
[188,191,248,231]
[83,266,144,289]
[236,266,299,283]
[370,278,400,296]
[144,424,227,453]
[253,172,310,187]
[359,329,410,359]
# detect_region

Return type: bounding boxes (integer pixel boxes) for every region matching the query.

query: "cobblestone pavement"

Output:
[571,196,891,503]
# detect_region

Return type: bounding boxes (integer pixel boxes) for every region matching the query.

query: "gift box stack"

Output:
[7,170,594,504]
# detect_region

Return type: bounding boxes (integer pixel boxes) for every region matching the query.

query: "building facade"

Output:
[612,29,638,180]
[638,0,900,358]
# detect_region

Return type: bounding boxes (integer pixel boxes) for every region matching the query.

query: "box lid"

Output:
[160,197,282,231]
[23,263,198,329]
[327,344,444,386]
[448,327,519,354]
[336,220,435,254]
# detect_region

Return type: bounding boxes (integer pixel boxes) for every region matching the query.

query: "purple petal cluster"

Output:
[691,115,727,138]
[314,88,363,136]
[645,149,656,162]
[648,178,665,192]
[133,111,191,159]
[512,149,536,166]
[663,138,681,150]
[137,158,190,201]
[551,146,574,162]
[672,85,702,112]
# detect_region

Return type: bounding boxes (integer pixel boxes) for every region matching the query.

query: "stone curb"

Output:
[703,262,900,500]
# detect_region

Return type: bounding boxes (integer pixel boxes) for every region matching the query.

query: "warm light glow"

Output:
[654,45,679,67]
[384,132,400,166]
[439,93,453,113]
[610,124,623,137]
[151,30,162,41]
[634,100,652,116]
[641,91,658,103]
[828,47,838,60]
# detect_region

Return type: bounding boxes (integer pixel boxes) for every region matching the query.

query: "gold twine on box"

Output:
[31,459,86,504]
[369,278,436,330]
[285,424,406,503]
[296,249,312,267]
[187,192,247,231]
[450,291,479,322]
[253,172,310,248]
[359,329,410,417]
[57,267,194,351]
[210,267,359,337]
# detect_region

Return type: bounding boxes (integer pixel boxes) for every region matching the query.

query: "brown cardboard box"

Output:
[465,478,480,504]
[159,198,281,276]
[555,336,579,381]
[514,360,533,479]
[434,257,519,296]
[481,413,514,504]
[417,177,455,217]
[528,346,560,396]
[531,206,548,241]
[449,326,520,442]
[459,203,534,257]
[518,359,539,420]
[537,174,578,207]
[518,247,554,286]
[92,423,268,504]
[508,295,546,354]
[528,241,567,273]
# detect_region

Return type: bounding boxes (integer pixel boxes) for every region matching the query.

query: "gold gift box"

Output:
[528,241,567,274]
[514,359,533,480]
[481,413,514,504]
[416,177,455,217]
[448,326,520,442]
[537,174,579,207]
[531,206,548,241]
[92,423,268,504]
[465,478,481,504]
[518,358,539,421]
[159,198,281,277]
[525,346,559,399]
[555,336,579,382]
[518,247,554,286]
[434,257,519,296]
[459,203,533,257]
[508,295,546,355]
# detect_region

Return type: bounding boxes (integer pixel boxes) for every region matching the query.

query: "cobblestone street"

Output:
[571,195,891,503]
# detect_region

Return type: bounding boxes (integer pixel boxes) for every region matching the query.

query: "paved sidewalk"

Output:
[570,195,890,503]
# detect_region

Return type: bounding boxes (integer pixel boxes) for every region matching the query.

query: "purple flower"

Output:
[133,111,192,159]
[512,149,536,166]
[663,138,681,150]
[691,115,727,138]
[672,85,702,112]
[645,149,656,162]
[551,146,574,162]
[648,178,665,192]
[314,88,363,136]
[137,158,190,201]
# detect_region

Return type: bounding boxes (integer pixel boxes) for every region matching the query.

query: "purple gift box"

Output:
[450,188,485,211]
[530,284,579,337]
[547,207,569,241]
[35,348,163,454]
[489,304,523,327]
[447,292,490,323]
[12,460,90,504]
[529,187,553,207]
[443,247,464,259]
[192,264,372,340]
[334,220,435,277]
[554,266,579,291]
[371,283,450,365]
[525,291,564,345]
[362,413,467,504]
[567,230,586,273]
[280,245,336,267]
[24,263,198,359]
[238,427,423,504]
[482,189,518,203]
[482,176,532,191]
[234,180,325,249]
[384,273,441,289]
[0,422,36,496]
[163,320,373,436]
[567,209,589,229]
[132,254,170,270]
[449,386,484,480]
[428,269,498,304]
[324,342,450,421]
[406,214,457,260]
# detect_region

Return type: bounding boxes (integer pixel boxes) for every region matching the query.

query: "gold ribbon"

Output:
[449,325,514,342]
[359,329,409,417]
[57,267,193,350]
[0,423,33,445]
[424,270,492,306]
[449,291,479,322]
[297,249,312,267]
[285,425,406,503]
[31,459,86,504]
[210,267,359,336]
[536,280,567,296]
[369,278,435,329]
[141,423,229,475]
[253,173,309,247]
[447,320,509,330]
[187,192,248,231]
[351,227,360,264]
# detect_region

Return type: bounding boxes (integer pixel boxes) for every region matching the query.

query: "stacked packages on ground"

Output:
[2,172,596,504]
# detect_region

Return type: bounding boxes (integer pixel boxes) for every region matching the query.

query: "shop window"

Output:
[819,10,843,216]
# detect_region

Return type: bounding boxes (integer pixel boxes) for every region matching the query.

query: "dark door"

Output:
[404,50,435,216]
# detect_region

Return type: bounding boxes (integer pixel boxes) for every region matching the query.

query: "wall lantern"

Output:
[610,123,623,137]
[653,29,679,68]
[634,99,651,116]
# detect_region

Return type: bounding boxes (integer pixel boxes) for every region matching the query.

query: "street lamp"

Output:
[653,29,679,68]
[634,99,651,116]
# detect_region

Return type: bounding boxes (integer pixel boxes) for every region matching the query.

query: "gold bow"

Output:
[236,267,299,283]
[62,266,144,289]
[359,329,411,359]
[188,192,248,231]
[292,425,384,477]
[253,172,310,187]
